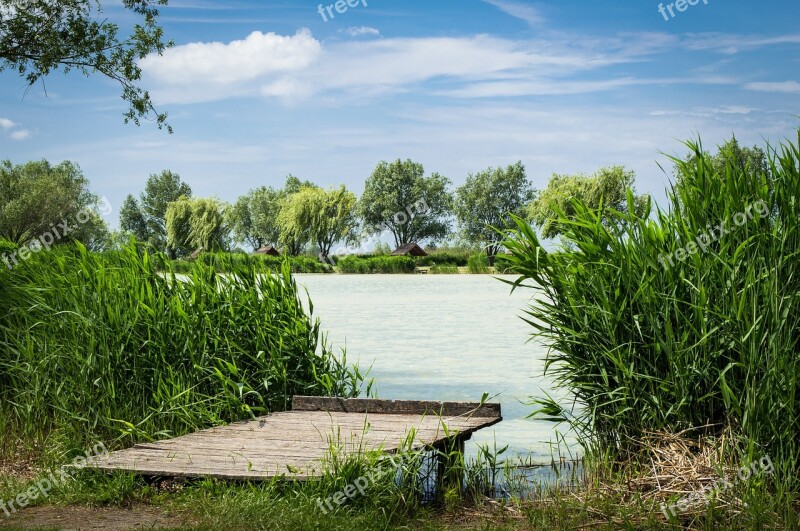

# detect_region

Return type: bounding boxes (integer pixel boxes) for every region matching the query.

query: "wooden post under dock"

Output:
[90,396,502,481]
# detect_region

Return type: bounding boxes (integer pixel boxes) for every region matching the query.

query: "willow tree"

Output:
[528,166,649,239]
[278,186,358,260]
[166,197,229,255]
[0,0,172,130]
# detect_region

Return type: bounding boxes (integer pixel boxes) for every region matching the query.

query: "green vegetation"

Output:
[120,170,193,256]
[0,0,172,130]
[0,159,109,249]
[227,185,284,250]
[428,264,460,274]
[503,132,800,519]
[466,253,490,274]
[0,244,364,451]
[527,165,649,239]
[278,185,358,261]
[416,247,475,267]
[166,196,229,253]
[336,255,416,274]
[359,159,453,248]
[454,162,535,265]
[168,253,332,274]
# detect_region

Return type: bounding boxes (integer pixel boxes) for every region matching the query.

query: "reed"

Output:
[502,131,800,492]
[0,243,366,450]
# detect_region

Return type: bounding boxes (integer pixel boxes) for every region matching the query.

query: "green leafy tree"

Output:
[0,159,109,247]
[0,0,172,130]
[276,176,318,256]
[278,186,358,260]
[228,186,283,251]
[166,197,229,255]
[119,170,191,255]
[359,159,452,248]
[528,166,648,239]
[454,161,535,265]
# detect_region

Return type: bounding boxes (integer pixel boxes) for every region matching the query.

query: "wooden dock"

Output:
[91,396,502,481]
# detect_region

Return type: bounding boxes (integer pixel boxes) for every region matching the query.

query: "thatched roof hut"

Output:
[391,243,428,257]
[254,245,280,256]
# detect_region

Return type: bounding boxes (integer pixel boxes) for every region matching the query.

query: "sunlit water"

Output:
[295,274,577,465]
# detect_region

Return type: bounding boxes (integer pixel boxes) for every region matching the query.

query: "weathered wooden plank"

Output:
[292,396,501,418]
[93,396,502,481]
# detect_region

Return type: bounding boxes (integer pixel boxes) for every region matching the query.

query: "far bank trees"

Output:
[359,159,452,248]
[454,162,535,265]
[528,166,648,239]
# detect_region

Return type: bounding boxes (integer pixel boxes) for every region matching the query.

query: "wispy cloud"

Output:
[10,129,30,141]
[482,0,543,26]
[342,26,381,37]
[745,81,800,93]
[684,33,800,54]
[0,118,15,129]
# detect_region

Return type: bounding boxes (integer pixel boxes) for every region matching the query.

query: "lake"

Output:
[295,274,577,463]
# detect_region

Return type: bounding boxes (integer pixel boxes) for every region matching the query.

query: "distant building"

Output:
[391,243,428,257]
[254,245,280,256]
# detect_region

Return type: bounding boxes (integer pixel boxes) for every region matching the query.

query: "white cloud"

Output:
[482,0,543,26]
[139,28,800,106]
[745,81,800,93]
[0,118,15,129]
[140,29,322,103]
[342,26,380,38]
[10,129,30,140]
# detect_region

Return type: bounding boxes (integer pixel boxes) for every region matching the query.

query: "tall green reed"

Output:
[0,243,367,449]
[502,131,800,490]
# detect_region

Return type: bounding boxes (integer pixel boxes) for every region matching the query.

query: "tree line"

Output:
[3,140,765,264]
[118,159,540,265]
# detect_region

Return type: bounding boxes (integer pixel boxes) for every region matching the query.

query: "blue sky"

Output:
[1,0,798,229]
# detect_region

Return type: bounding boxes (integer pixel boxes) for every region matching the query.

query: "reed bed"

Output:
[0,244,366,452]
[503,131,800,497]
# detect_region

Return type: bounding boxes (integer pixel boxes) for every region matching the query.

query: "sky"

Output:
[1,0,798,229]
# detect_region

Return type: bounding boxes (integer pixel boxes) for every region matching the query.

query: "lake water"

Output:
[295,274,577,463]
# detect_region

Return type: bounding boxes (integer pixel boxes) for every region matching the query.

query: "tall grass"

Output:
[0,244,366,451]
[168,253,331,274]
[502,132,800,491]
[466,253,489,274]
[336,255,416,274]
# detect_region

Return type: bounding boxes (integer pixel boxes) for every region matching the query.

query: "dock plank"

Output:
[91,396,502,481]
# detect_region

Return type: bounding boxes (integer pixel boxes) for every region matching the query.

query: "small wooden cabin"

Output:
[391,243,428,257]
[254,245,280,257]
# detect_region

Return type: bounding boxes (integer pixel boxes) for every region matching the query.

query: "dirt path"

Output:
[0,504,192,530]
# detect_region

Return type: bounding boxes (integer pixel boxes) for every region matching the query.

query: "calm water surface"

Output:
[295,274,576,462]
